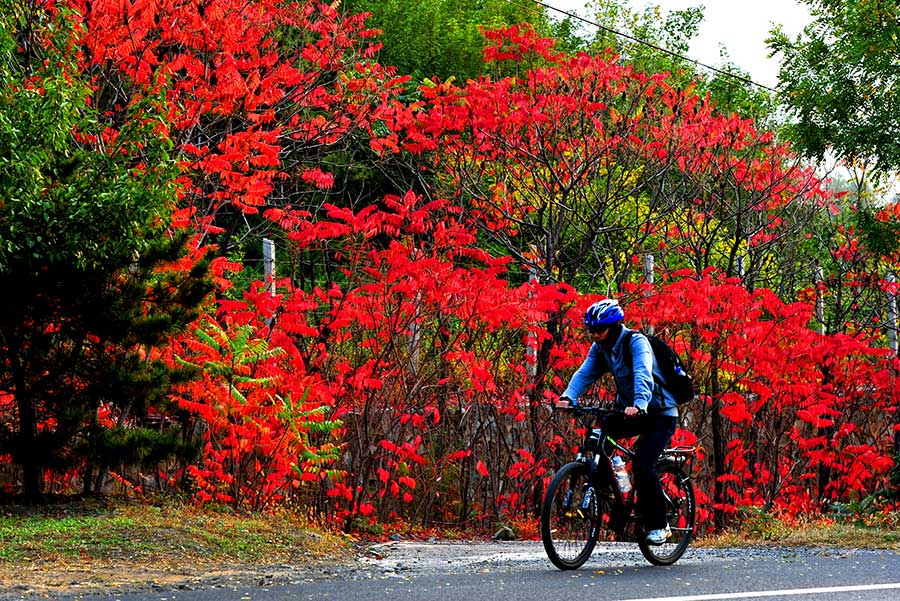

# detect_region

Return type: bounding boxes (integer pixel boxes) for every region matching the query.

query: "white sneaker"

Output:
[646,526,671,545]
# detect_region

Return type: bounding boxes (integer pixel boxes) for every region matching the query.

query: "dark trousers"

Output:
[603,413,677,531]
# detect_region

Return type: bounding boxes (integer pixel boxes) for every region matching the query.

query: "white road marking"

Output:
[619,582,900,601]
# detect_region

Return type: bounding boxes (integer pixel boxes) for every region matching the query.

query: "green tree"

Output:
[343,0,560,80]
[0,3,210,499]
[769,0,900,173]
[770,1,900,344]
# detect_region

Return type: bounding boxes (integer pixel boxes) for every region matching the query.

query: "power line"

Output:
[511,0,778,93]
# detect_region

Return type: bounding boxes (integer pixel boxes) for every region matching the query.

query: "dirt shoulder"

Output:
[0,499,360,598]
[0,551,361,599]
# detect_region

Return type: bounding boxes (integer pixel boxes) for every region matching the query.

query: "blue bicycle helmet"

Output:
[583,299,624,329]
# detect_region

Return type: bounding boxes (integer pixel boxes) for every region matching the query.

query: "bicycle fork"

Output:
[561,479,595,519]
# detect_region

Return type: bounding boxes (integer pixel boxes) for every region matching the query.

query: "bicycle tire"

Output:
[637,463,695,566]
[540,461,600,570]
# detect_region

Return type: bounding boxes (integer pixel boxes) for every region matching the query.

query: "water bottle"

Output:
[611,455,632,493]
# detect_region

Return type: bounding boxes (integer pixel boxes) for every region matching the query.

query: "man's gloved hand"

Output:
[554,396,578,410]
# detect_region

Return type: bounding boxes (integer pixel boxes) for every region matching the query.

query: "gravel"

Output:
[349,540,863,580]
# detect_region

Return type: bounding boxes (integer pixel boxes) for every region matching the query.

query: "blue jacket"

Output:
[561,327,678,417]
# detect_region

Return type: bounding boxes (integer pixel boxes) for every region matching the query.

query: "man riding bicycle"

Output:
[557,299,678,546]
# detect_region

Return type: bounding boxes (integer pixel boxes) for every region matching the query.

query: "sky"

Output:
[543,0,813,88]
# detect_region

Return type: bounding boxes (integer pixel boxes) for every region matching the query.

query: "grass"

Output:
[698,505,900,550]
[0,497,352,567]
[705,521,900,549]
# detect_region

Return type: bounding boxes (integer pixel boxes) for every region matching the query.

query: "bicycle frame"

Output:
[542,404,697,569]
[566,407,696,540]
[571,410,637,538]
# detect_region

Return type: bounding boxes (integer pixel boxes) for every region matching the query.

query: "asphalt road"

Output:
[21,541,900,601]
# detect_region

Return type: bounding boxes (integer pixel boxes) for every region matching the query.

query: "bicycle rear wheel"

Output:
[637,463,695,566]
[540,461,600,570]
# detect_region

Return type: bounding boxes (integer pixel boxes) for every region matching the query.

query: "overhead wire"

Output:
[508,0,778,93]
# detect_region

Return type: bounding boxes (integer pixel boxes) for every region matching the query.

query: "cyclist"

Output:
[556,299,678,545]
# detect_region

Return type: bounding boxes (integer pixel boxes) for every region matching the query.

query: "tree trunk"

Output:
[709,349,728,530]
[816,365,834,508]
[16,390,42,500]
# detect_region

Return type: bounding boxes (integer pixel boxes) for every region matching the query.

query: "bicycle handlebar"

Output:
[553,404,624,419]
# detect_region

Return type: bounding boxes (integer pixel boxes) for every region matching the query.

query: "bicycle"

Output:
[540,405,696,570]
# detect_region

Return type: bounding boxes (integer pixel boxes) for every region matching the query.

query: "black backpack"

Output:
[622,330,695,405]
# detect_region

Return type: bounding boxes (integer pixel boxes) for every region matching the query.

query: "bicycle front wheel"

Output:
[637,463,695,566]
[540,461,600,570]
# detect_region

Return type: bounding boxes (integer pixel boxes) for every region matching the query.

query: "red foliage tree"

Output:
[71,0,401,249]
[375,25,828,292]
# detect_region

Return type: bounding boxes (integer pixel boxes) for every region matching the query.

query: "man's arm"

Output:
[629,334,655,413]
[560,343,609,404]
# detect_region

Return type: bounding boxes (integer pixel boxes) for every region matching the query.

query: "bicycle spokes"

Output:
[541,463,600,570]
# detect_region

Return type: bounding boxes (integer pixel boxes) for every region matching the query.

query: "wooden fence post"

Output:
[409,296,421,375]
[887,272,898,356]
[643,254,654,335]
[263,239,275,296]
[263,239,276,327]
[527,265,538,379]
[815,267,825,335]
